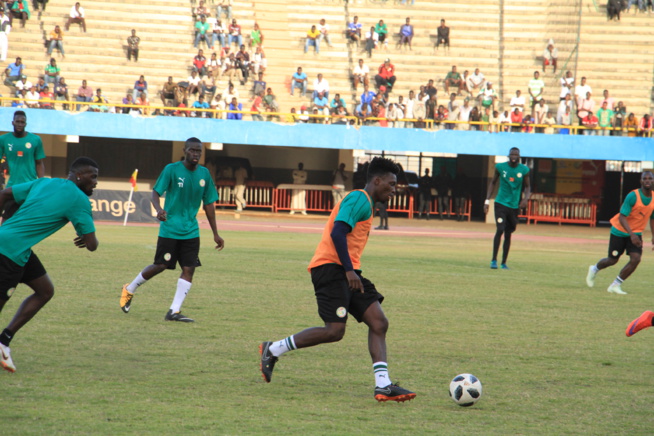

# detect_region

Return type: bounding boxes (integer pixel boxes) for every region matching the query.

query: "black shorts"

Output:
[311,263,384,324]
[154,237,201,270]
[494,202,518,233]
[0,251,47,301]
[608,233,642,260]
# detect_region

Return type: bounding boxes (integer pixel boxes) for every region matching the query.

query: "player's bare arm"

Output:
[519,173,531,209]
[484,170,499,214]
[151,190,167,221]
[36,158,45,178]
[618,213,641,247]
[74,232,98,251]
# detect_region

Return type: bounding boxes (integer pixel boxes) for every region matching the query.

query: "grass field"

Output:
[2,217,654,435]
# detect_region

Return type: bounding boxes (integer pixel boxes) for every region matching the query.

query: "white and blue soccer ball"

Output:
[448,373,482,407]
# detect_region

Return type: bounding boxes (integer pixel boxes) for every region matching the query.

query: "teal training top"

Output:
[0,132,45,187]
[611,189,652,237]
[153,161,218,239]
[0,178,95,266]
[495,161,530,209]
[335,190,373,228]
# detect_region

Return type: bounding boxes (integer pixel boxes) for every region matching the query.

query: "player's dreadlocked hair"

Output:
[367,156,400,182]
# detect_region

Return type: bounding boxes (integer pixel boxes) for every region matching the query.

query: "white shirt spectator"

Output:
[187,74,201,87]
[314,77,329,94]
[559,76,574,99]
[317,22,329,34]
[353,63,369,77]
[15,80,32,93]
[70,5,84,18]
[467,71,485,91]
[510,94,525,112]
[25,90,40,107]
[575,84,592,102]
[222,85,239,103]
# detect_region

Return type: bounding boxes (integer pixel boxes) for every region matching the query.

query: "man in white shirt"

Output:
[0,10,10,62]
[65,2,86,32]
[534,98,549,133]
[559,71,574,101]
[317,18,332,48]
[14,74,31,96]
[352,58,369,91]
[498,110,511,132]
[509,90,525,113]
[574,77,592,107]
[466,68,485,96]
[457,97,473,130]
[312,73,329,100]
[25,85,40,108]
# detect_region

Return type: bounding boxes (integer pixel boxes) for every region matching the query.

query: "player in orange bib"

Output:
[259,157,416,403]
[586,171,654,295]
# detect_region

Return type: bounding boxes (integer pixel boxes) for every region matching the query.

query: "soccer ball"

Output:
[448,373,482,407]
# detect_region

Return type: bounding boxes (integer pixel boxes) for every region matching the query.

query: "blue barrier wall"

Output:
[1,108,650,161]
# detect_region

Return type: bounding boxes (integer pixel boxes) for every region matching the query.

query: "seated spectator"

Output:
[467,68,485,96]
[252,71,265,97]
[613,101,626,135]
[34,76,46,93]
[250,22,263,49]
[4,57,24,87]
[510,107,523,132]
[251,46,266,75]
[235,44,250,85]
[374,19,388,50]
[360,84,376,108]
[11,0,29,28]
[355,102,371,125]
[623,113,638,137]
[313,91,329,119]
[210,92,225,119]
[542,39,557,74]
[14,74,31,96]
[201,74,217,101]
[55,76,69,110]
[136,91,149,115]
[291,66,307,97]
[305,25,320,54]
[364,26,378,58]
[222,53,237,82]
[250,91,264,121]
[207,52,222,81]
[193,0,210,19]
[192,94,210,118]
[227,97,242,120]
[44,58,60,87]
[318,18,332,48]
[216,0,232,20]
[330,93,345,114]
[39,85,54,109]
[159,76,177,106]
[352,58,370,91]
[47,26,65,58]
[313,73,329,99]
[478,81,496,110]
[65,2,86,32]
[173,102,188,117]
[543,111,557,134]
[262,87,279,119]
[222,82,238,104]
[212,19,227,48]
[122,93,136,114]
[596,101,614,136]
[581,111,599,136]
[187,70,202,96]
[347,15,362,44]
[193,49,207,77]
[522,114,534,133]
[228,19,243,48]
[12,89,26,108]
[25,85,39,108]
[195,16,212,49]
[127,29,140,62]
[435,19,449,50]
[498,109,511,132]
[444,65,463,95]
[399,17,413,50]
[75,78,93,110]
[510,89,525,113]
[469,106,481,131]
[638,114,652,137]
[374,58,396,93]
[132,75,148,101]
[298,105,310,123]
[89,88,109,112]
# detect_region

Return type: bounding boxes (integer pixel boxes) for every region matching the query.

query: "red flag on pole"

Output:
[129,169,138,191]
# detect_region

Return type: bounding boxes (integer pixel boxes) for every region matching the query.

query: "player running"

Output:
[586,171,654,295]
[259,157,416,403]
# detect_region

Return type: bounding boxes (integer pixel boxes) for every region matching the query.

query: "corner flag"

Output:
[129,169,138,191]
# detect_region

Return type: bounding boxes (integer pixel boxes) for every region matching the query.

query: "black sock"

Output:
[0,328,14,346]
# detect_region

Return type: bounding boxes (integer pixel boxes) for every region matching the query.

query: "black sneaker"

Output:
[259,341,278,383]
[164,310,195,323]
[374,383,416,402]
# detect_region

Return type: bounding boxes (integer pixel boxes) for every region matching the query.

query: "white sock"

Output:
[612,276,624,286]
[373,361,390,388]
[126,272,147,293]
[269,336,296,357]
[591,264,599,274]
[170,278,192,313]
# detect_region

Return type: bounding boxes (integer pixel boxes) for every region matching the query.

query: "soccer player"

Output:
[0,157,99,373]
[119,138,224,322]
[586,171,654,295]
[259,157,416,403]
[484,147,531,269]
[0,110,46,221]
[626,311,654,337]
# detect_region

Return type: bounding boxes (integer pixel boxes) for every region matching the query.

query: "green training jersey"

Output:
[0,132,45,187]
[495,161,530,209]
[335,190,373,228]
[0,178,95,266]
[611,189,652,237]
[153,161,218,239]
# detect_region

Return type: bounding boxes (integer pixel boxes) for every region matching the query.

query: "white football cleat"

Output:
[586,265,597,288]
[0,343,16,373]
[607,283,627,295]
